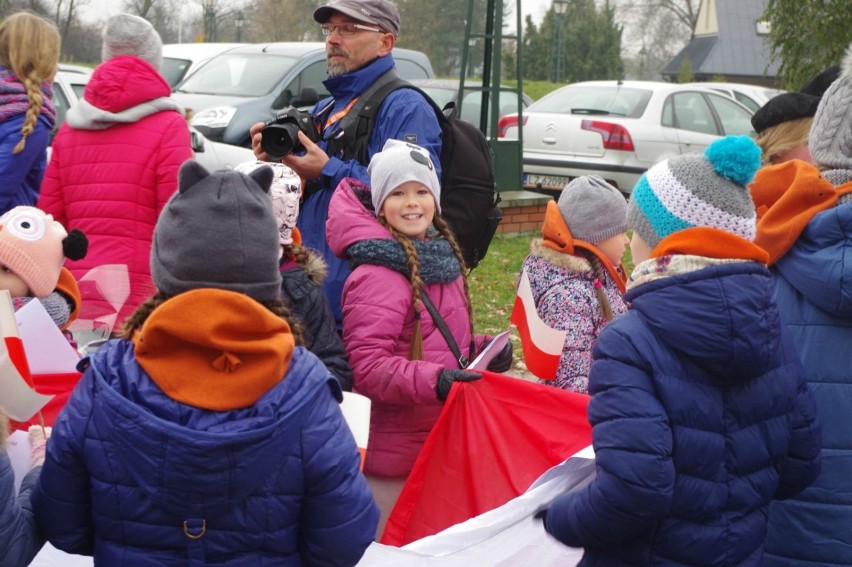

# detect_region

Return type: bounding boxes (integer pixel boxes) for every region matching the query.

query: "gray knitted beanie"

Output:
[150,161,282,301]
[101,14,163,70]
[810,43,852,173]
[368,139,441,214]
[627,135,761,249]
[556,175,627,243]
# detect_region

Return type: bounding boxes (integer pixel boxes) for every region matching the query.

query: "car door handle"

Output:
[542,137,557,145]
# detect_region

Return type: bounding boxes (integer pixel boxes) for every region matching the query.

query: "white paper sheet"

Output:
[15,298,81,374]
[466,330,511,371]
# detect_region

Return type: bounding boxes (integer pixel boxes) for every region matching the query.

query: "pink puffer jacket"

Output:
[38,56,193,327]
[327,178,489,477]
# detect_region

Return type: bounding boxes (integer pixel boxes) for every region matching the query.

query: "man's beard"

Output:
[327,49,349,77]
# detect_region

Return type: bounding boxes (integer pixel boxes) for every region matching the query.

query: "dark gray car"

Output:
[173,42,434,147]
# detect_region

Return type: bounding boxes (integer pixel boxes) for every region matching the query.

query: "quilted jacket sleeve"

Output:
[295,278,353,392]
[774,344,821,500]
[154,114,193,214]
[342,267,446,405]
[32,370,97,556]
[299,378,378,565]
[543,318,675,548]
[0,453,43,566]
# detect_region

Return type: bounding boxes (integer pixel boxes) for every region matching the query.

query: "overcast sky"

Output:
[78,0,553,28]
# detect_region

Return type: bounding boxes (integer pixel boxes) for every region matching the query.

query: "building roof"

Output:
[662,0,780,85]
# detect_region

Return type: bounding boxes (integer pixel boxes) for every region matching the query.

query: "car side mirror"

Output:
[190,129,205,153]
[291,87,319,108]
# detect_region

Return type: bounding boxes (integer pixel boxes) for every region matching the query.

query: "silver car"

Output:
[499,80,755,195]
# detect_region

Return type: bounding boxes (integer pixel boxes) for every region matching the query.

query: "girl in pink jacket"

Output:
[327,140,510,537]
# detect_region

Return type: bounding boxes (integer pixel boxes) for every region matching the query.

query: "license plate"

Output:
[523,174,571,189]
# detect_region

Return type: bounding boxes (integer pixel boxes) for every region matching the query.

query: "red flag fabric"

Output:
[510,269,566,380]
[381,371,591,546]
[9,372,83,430]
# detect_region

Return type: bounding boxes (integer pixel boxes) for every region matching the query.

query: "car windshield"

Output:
[161,57,192,88]
[531,86,652,118]
[177,53,299,96]
[419,87,458,109]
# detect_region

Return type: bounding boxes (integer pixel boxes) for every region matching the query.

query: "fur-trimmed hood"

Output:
[529,238,592,274]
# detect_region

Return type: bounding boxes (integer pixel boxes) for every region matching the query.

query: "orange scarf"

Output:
[133,289,294,411]
[651,227,769,264]
[540,200,627,294]
[749,160,852,264]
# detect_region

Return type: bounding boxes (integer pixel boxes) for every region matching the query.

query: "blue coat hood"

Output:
[626,262,780,381]
[87,340,336,517]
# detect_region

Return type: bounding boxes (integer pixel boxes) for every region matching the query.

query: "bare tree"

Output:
[612,0,699,78]
[54,0,91,49]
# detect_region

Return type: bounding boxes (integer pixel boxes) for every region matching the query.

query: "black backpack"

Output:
[325,70,501,269]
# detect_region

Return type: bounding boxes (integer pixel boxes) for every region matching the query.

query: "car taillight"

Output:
[497,114,527,138]
[581,119,635,151]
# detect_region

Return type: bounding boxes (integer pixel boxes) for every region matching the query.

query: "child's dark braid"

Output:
[581,251,614,321]
[433,215,475,343]
[119,291,303,344]
[380,217,425,360]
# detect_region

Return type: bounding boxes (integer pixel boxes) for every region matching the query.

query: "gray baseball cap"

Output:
[313,0,401,36]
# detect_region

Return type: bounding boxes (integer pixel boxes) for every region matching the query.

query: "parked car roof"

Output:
[162,42,249,89]
[683,81,785,113]
[500,80,755,195]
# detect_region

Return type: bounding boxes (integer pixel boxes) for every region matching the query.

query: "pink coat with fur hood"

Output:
[327,178,489,478]
[38,56,193,327]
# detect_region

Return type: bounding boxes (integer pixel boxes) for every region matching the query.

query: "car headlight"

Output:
[190,106,237,129]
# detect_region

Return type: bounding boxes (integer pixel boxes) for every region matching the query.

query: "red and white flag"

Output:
[0,290,52,422]
[510,268,566,381]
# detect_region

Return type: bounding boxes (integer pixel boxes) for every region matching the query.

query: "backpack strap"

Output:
[324,68,408,163]
[419,290,475,369]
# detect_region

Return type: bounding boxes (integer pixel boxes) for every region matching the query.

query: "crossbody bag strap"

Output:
[419,290,474,369]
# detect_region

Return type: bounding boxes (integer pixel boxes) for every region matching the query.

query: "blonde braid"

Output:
[581,251,613,321]
[380,217,425,360]
[284,243,312,269]
[13,73,43,154]
[119,290,303,344]
[433,215,475,347]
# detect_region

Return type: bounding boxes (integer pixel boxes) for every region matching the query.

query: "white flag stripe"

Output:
[518,270,565,357]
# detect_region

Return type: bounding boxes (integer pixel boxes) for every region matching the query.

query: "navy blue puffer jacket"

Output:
[33,341,377,566]
[764,201,852,566]
[543,261,821,566]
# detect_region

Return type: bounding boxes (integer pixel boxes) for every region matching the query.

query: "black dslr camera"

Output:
[260,107,321,160]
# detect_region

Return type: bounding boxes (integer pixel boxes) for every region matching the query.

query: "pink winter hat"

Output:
[0,207,85,297]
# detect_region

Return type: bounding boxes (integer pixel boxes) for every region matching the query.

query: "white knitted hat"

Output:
[367,139,441,214]
[809,43,852,174]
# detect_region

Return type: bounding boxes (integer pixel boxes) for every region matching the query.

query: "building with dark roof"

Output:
[661,0,781,87]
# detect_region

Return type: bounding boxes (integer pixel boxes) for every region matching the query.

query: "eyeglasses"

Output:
[320,23,384,37]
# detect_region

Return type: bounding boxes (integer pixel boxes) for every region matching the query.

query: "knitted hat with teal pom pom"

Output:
[627,135,760,249]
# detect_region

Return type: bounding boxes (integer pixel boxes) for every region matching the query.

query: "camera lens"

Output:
[261,123,301,160]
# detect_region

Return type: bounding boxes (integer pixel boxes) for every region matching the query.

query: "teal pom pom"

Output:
[704,135,761,185]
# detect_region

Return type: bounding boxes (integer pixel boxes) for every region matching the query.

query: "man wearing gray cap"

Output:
[250,0,441,330]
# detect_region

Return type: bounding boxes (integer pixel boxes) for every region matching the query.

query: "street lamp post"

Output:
[235,11,245,42]
[552,0,568,83]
